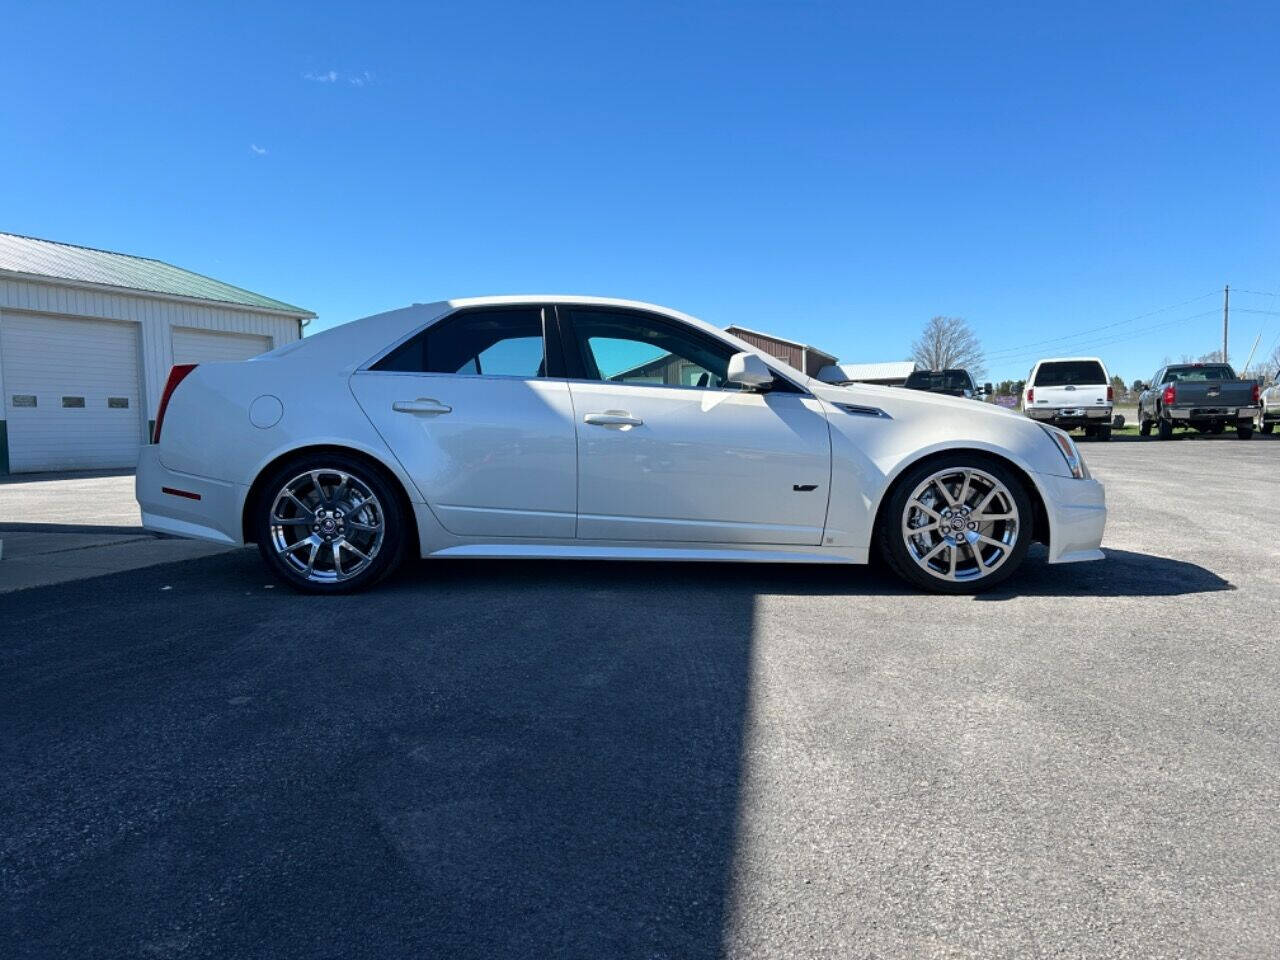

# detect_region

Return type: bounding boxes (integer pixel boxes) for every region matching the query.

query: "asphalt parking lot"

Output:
[3,436,1278,959]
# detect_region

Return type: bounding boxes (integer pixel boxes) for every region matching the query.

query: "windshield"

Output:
[1163,365,1236,382]
[1033,361,1106,387]
[904,370,973,393]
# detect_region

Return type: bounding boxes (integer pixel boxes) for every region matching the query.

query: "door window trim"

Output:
[551,304,808,395]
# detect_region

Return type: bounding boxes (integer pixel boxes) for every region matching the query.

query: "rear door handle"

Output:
[393,398,452,415]
[583,412,643,427]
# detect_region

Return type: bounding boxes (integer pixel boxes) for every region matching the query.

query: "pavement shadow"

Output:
[1,552,755,960]
[971,548,1233,600]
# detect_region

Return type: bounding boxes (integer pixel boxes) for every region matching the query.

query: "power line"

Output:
[988,308,1221,370]
[982,290,1218,360]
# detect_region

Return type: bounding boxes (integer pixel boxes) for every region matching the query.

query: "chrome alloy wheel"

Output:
[268,469,385,583]
[900,467,1020,584]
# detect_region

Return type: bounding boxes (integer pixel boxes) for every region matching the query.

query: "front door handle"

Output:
[583,412,643,428]
[393,398,452,415]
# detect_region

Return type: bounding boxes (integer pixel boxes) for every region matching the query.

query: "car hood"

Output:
[807,379,1023,422]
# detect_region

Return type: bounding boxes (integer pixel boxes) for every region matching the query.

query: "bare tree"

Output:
[910,316,985,377]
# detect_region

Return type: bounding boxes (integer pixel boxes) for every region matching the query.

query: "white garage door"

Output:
[1,313,145,472]
[171,327,272,364]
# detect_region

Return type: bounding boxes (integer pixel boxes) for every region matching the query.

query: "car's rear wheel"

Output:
[1097,424,1112,441]
[1257,410,1274,434]
[1139,418,1152,436]
[254,454,406,593]
[1237,423,1253,440]
[878,457,1033,594]
[1158,416,1174,440]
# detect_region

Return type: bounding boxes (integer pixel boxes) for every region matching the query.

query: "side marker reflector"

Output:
[162,486,202,501]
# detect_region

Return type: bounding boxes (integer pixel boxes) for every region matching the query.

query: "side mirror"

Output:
[726,352,774,391]
[1134,381,1146,392]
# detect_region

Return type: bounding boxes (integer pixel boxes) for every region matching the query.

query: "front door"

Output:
[350,306,577,538]
[559,307,831,545]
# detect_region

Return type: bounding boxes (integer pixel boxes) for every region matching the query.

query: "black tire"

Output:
[1237,424,1253,440]
[1157,416,1174,441]
[1097,424,1112,441]
[1209,422,1225,435]
[1263,423,1275,435]
[876,454,1034,595]
[254,452,407,594]
[1139,419,1152,437]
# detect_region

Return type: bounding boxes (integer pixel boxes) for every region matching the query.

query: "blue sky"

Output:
[3,1,1278,382]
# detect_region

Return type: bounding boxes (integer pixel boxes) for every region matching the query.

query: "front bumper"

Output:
[136,445,246,545]
[1034,471,1106,564]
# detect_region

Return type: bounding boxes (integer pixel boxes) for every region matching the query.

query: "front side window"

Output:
[565,310,734,389]
[373,308,545,377]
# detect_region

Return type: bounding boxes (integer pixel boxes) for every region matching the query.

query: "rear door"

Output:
[350,306,578,538]
[559,306,832,545]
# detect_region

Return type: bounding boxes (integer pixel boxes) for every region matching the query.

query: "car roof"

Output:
[269,294,812,384]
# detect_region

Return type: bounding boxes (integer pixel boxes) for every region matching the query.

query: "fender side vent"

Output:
[834,403,891,419]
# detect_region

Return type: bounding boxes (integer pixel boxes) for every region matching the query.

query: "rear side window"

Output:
[373,308,545,377]
[1033,361,1106,387]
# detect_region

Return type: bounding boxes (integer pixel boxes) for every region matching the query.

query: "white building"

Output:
[0,233,314,474]
[816,360,918,387]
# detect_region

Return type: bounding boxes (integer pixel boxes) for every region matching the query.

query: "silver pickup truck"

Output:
[1136,363,1261,439]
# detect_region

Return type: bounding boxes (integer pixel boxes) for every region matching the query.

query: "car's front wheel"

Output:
[254,454,406,593]
[878,457,1034,594]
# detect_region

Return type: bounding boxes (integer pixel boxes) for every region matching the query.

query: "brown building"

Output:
[724,325,838,378]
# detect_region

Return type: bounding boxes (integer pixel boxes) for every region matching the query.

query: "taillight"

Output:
[152,364,197,443]
[1027,387,1034,404]
[1162,384,1176,406]
[1106,385,1114,402]
[1252,383,1261,405]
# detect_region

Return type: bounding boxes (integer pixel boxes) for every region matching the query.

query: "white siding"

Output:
[1,313,144,471]
[0,273,307,473]
[171,327,273,364]
[0,276,302,420]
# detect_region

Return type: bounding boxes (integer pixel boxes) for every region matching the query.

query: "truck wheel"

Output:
[1097,424,1112,441]
[1158,417,1173,440]
[1237,424,1254,440]
[1259,410,1274,434]
[1209,422,1225,434]
[1139,419,1152,437]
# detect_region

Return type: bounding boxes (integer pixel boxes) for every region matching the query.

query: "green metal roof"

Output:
[0,232,315,317]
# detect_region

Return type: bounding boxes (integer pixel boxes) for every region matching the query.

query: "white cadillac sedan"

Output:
[137,296,1105,594]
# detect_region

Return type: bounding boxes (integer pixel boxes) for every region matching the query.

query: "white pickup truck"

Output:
[1021,357,1114,440]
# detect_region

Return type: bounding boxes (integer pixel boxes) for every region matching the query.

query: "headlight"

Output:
[1039,423,1089,479]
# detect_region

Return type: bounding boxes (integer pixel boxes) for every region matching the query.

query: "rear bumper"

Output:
[136,445,246,546]
[1026,406,1112,429]
[1034,471,1106,564]
[1167,406,1259,421]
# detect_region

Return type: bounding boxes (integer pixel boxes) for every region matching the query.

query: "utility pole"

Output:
[1223,284,1230,364]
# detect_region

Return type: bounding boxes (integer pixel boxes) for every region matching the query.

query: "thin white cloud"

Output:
[302,69,375,87]
[250,144,268,155]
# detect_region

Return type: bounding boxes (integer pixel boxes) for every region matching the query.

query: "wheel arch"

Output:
[869,447,1051,549]
[241,443,421,555]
